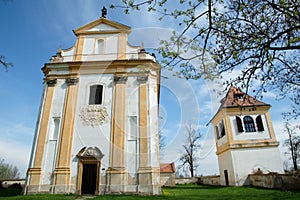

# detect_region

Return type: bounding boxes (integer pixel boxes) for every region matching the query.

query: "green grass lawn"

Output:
[1,184,300,200]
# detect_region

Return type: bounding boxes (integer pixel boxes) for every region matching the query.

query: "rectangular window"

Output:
[89,85,103,105]
[52,118,60,140]
[128,116,137,140]
[97,39,104,54]
[49,117,60,140]
[220,120,226,137]
[215,126,220,139]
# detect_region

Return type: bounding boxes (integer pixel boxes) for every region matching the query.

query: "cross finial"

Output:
[101,6,107,18]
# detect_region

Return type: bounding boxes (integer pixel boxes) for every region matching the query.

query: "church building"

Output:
[25,9,161,195]
[210,86,284,186]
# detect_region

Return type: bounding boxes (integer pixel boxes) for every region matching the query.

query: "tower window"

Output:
[220,120,226,137]
[89,85,103,105]
[216,120,226,139]
[236,116,244,132]
[215,126,220,139]
[243,116,256,132]
[234,94,244,100]
[256,115,264,131]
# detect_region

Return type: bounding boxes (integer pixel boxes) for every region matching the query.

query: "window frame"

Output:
[235,116,244,132]
[95,38,105,55]
[256,115,264,131]
[243,116,256,132]
[88,84,104,105]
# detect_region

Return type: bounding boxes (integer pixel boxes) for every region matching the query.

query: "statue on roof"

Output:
[101,6,107,18]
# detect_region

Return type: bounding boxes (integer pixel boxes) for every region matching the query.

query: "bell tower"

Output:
[210,86,284,186]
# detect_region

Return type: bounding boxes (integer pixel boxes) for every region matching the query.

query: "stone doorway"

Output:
[76,147,104,195]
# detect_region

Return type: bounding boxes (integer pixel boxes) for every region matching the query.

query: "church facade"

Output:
[25,15,161,195]
[211,86,284,186]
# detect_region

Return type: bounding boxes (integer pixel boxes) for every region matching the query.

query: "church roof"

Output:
[220,86,269,108]
[160,162,176,173]
[209,86,270,124]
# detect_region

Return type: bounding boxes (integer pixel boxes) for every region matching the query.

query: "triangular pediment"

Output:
[73,17,131,35]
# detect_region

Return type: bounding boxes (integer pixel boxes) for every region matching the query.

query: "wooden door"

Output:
[81,164,97,194]
[224,170,229,186]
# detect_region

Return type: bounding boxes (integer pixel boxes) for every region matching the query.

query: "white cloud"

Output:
[0,121,34,177]
[0,139,31,178]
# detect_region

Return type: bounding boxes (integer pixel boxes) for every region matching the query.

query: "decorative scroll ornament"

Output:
[50,46,64,63]
[46,79,57,87]
[66,78,79,86]
[114,75,128,84]
[77,146,104,160]
[79,105,109,127]
[137,75,148,83]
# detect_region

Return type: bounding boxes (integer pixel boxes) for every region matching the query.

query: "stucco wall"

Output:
[231,147,284,186]
[71,74,114,177]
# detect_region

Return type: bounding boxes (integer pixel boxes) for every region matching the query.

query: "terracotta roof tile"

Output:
[220,86,269,108]
[208,86,270,124]
[160,162,175,173]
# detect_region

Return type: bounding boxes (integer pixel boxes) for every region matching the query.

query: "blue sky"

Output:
[0,0,294,178]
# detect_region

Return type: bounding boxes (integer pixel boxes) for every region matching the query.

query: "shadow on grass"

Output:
[0,187,22,197]
[167,184,224,190]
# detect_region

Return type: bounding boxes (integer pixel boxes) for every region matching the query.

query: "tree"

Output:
[111,0,300,118]
[0,158,20,179]
[178,122,201,177]
[1,1,13,71]
[284,122,300,171]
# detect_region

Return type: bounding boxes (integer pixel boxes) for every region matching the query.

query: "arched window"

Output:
[256,115,264,131]
[235,116,244,132]
[89,85,103,105]
[97,39,104,54]
[243,116,256,132]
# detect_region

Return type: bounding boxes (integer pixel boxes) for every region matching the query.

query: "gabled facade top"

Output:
[73,17,131,36]
[49,17,155,64]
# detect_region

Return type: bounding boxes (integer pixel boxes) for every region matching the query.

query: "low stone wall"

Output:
[0,179,25,189]
[175,177,198,185]
[198,175,220,186]
[161,173,176,187]
[249,173,300,190]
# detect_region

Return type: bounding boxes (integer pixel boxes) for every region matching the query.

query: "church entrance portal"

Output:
[81,163,97,194]
[76,147,104,195]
